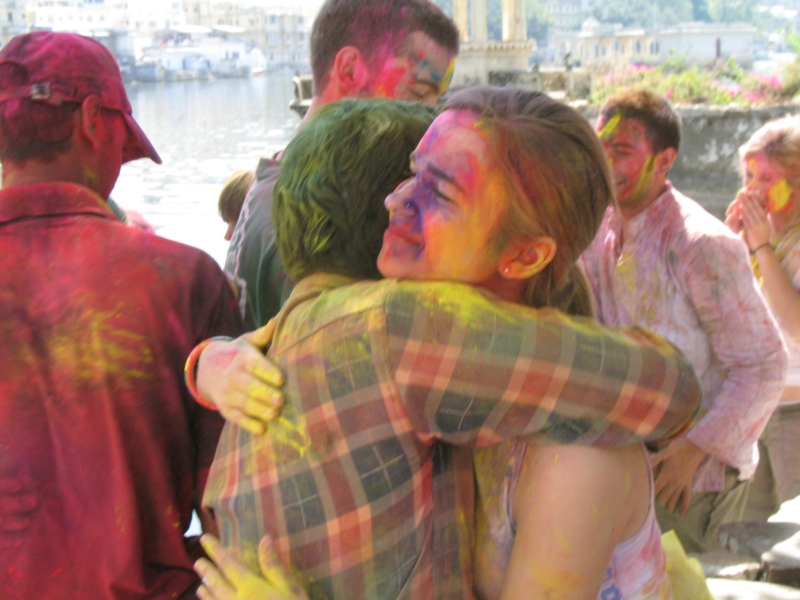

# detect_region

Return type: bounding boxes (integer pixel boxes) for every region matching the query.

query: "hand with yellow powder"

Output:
[196,320,285,435]
[195,534,309,600]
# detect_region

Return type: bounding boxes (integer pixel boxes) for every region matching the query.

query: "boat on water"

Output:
[290,74,312,117]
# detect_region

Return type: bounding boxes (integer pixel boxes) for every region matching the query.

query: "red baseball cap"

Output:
[0,31,161,164]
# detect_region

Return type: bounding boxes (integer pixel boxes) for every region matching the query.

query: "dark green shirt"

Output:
[224,155,294,330]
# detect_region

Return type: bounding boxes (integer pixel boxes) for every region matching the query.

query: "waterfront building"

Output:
[551,18,756,68]
[0,0,28,44]
[29,0,187,36]
[183,1,309,70]
[543,0,584,32]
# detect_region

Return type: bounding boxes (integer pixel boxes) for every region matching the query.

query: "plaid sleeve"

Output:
[383,280,701,449]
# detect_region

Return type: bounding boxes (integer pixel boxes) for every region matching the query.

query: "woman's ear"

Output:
[498,236,557,280]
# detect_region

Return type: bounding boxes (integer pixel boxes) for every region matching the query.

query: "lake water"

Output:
[113,74,302,266]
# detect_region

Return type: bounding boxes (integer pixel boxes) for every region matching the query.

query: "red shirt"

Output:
[0,183,244,599]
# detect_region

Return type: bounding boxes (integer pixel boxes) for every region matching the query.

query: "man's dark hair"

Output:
[310,0,459,94]
[274,98,436,281]
[599,88,682,153]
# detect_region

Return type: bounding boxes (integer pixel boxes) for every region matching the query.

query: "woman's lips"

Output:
[384,222,423,248]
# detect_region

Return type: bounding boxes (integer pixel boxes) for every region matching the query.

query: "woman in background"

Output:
[727,115,800,519]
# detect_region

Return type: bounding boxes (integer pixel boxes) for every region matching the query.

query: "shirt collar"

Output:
[611,181,676,240]
[0,182,114,226]
[282,272,359,310]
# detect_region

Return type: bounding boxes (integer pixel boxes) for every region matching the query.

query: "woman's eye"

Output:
[434,188,454,204]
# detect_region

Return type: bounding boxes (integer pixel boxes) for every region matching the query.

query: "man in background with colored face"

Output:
[225,0,459,332]
[581,88,787,553]
[0,31,244,598]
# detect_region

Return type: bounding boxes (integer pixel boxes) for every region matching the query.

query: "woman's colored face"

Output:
[377,109,509,283]
[744,153,795,214]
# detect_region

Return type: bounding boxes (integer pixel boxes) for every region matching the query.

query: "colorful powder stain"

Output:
[597,114,622,141]
[439,56,455,95]
[768,178,793,213]
[631,154,656,200]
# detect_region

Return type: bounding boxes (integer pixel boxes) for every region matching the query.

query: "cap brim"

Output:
[121,112,161,164]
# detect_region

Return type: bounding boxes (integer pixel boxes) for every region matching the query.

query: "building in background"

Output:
[551,17,756,68]
[29,0,186,36]
[184,1,309,70]
[0,0,28,44]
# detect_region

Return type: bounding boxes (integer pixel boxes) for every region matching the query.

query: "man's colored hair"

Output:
[310,0,459,94]
[274,99,436,281]
[599,88,681,153]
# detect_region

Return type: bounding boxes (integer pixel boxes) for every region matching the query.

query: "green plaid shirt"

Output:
[204,274,700,600]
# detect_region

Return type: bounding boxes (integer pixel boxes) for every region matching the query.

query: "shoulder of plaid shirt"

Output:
[203,273,701,599]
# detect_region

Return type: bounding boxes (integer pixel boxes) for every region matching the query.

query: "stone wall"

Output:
[582,103,800,219]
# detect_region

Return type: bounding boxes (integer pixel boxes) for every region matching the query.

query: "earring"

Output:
[503,266,510,274]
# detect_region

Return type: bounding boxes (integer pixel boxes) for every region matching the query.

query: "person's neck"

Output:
[618,181,669,222]
[2,157,102,198]
[304,78,363,121]
[476,272,526,304]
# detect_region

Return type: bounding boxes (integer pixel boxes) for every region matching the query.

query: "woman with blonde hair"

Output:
[727,114,800,517]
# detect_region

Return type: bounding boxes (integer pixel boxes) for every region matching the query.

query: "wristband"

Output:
[184,336,234,410]
[750,242,771,256]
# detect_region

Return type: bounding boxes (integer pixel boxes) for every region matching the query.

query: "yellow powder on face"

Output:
[631,153,656,199]
[768,178,793,213]
[597,113,622,140]
[440,56,455,95]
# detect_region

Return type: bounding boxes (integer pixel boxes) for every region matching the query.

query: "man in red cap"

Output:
[0,31,244,599]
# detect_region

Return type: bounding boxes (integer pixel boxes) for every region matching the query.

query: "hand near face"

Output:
[740,192,772,250]
[652,439,707,515]
[196,320,285,435]
[725,190,745,235]
[0,476,36,550]
[195,534,309,600]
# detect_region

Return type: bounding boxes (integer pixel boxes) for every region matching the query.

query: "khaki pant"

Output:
[745,403,800,522]
[656,467,750,554]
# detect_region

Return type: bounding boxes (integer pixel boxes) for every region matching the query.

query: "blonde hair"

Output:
[218,169,255,223]
[444,86,614,315]
[739,115,800,190]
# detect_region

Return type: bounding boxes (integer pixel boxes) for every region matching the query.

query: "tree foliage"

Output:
[707,0,758,22]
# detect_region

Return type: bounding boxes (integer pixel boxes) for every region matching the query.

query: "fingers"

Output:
[221,408,266,436]
[195,557,236,600]
[243,321,285,388]
[246,319,277,350]
[679,487,692,515]
[656,482,680,514]
[200,534,256,589]
[258,535,304,598]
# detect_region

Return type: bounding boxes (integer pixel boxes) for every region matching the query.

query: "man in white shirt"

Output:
[581,88,787,552]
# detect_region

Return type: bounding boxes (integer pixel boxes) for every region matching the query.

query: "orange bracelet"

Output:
[184,336,233,411]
